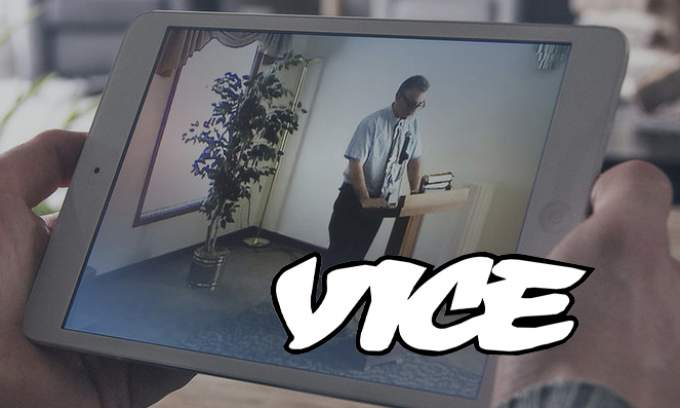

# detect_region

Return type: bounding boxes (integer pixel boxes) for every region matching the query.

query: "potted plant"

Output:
[183,53,309,289]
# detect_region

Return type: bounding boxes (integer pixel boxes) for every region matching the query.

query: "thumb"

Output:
[590,160,673,237]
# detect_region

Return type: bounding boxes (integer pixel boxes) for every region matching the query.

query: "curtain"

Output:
[536,44,569,71]
[157,28,292,76]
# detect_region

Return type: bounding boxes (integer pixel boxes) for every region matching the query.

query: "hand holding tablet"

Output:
[20,12,628,408]
[494,161,680,408]
[0,130,193,408]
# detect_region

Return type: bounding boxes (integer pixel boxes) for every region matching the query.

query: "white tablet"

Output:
[24,12,627,408]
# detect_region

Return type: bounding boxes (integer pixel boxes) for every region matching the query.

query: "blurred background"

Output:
[2,1,680,406]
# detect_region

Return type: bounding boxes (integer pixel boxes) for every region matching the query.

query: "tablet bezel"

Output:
[24,11,627,408]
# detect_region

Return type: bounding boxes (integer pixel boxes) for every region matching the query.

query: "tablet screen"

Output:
[64,27,570,400]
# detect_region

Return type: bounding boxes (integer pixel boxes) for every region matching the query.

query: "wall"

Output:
[88,39,260,274]
[272,35,566,265]
[141,41,258,219]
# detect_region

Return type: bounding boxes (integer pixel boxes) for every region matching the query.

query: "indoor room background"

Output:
[87,32,567,275]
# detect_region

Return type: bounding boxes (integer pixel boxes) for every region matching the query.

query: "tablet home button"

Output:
[539,201,571,233]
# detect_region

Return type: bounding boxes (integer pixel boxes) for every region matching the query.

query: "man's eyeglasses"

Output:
[400,94,426,110]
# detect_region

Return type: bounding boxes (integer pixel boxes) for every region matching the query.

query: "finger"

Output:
[127,363,196,408]
[548,161,673,271]
[590,160,673,234]
[80,356,196,408]
[41,212,60,233]
[0,194,51,328]
[0,130,86,208]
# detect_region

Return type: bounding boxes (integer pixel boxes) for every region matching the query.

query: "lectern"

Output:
[370,188,470,257]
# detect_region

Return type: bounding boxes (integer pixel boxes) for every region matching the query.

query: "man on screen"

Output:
[325,75,429,269]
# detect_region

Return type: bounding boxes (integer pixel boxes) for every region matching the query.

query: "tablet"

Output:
[24,12,627,408]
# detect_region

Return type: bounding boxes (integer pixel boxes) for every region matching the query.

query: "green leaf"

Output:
[183,53,309,232]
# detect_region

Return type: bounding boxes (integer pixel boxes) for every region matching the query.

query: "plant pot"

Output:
[187,246,230,290]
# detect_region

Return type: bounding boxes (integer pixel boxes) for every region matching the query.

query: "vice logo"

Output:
[272,254,591,355]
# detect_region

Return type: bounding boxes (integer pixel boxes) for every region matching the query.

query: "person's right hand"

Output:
[360,197,388,209]
[492,160,680,407]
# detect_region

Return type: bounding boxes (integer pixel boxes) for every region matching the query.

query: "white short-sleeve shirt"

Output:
[343,106,422,197]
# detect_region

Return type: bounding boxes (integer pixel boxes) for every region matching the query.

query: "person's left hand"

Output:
[360,197,388,209]
[0,130,195,407]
